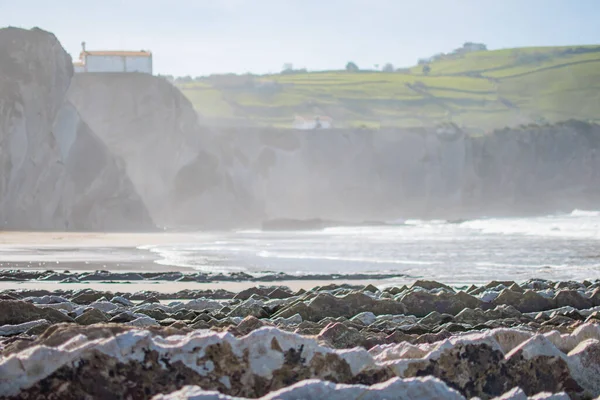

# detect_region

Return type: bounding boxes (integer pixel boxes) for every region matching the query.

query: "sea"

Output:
[139,210,600,285]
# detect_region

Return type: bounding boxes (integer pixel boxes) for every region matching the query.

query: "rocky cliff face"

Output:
[0,26,252,231]
[214,122,600,222]
[0,27,72,229]
[0,27,152,230]
[2,27,598,231]
[67,73,254,228]
[52,101,152,230]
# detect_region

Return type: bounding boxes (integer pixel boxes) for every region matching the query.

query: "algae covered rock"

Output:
[0,300,73,325]
[400,290,482,317]
[274,292,406,322]
[74,308,109,325]
[492,289,554,313]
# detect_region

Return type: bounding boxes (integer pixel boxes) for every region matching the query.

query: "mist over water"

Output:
[141,210,600,284]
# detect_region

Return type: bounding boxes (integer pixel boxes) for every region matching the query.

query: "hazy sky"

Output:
[2,0,599,76]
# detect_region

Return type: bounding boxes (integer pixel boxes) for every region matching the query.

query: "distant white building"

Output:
[74,42,153,74]
[293,116,333,130]
[461,42,487,53]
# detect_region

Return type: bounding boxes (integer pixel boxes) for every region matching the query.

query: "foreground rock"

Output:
[1,323,597,399]
[0,300,72,325]
[273,291,407,321]
[1,279,599,399]
[154,377,467,400]
[155,381,570,400]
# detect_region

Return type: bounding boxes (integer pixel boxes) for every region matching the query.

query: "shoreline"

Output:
[1,230,599,292]
[0,231,205,247]
[0,231,198,273]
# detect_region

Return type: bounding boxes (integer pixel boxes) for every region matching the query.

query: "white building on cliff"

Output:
[74,42,153,74]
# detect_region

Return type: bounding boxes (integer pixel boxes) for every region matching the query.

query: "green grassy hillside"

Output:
[176,45,600,132]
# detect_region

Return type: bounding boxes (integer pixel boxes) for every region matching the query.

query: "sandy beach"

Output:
[0,231,196,247]
[0,231,193,272]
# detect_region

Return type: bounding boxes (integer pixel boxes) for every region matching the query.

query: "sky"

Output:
[2,0,599,76]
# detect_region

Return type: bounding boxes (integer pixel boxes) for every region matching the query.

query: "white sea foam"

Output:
[256,251,440,266]
[125,213,600,284]
[570,209,600,217]
[461,212,600,239]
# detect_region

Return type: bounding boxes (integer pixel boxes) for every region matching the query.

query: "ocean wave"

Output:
[404,219,448,226]
[152,258,246,273]
[256,250,440,265]
[570,209,600,217]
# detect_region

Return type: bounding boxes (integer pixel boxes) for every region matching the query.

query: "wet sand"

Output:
[0,231,196,247]
[0,231,195,272]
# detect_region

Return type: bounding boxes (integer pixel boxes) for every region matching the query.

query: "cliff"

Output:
[2,27,599,231]
[0,27,152,230]
[67,73,255,229]
[213,122,600,222]
[52,101,152,230]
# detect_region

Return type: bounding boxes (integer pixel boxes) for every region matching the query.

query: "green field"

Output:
[176,45,600,132]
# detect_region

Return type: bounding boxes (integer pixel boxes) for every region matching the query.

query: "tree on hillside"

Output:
[422,64,431,75]
[382,63,394,72]
[346,61,359,72]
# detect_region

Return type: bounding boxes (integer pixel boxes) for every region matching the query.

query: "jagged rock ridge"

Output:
[1,279,600,399]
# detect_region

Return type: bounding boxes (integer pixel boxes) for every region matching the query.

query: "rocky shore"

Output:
[1,278,600,399]
[0,269,407,286]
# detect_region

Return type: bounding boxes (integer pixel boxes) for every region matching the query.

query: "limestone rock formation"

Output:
[214,123,600,222]
[2,323,599,399]
[153,377,468,400]
[74,308,109,325]
[0,27,152,230]
[3,26,600,230]
[52,101,152,230]
[0,27,71,229]
[272,291,407,321]
[67,73,256,228]
[1,279,600,398]
[0,300,73,325]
